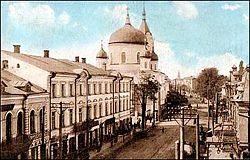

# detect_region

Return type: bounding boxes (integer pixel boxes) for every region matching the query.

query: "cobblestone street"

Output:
[111,125,196,159]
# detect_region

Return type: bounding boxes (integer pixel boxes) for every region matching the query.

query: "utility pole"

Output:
[180,107,184,159]
[207,76,210,130]
[59,102,63,160]
[196,114,200,160]
[41,105,46,160]
[51,102,71,159]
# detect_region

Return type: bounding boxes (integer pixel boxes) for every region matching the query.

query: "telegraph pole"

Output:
[196,114,200,159]
[59,102,63,159]
[207,76,210,130]
[41,105,46,160]
[180,107,184,159]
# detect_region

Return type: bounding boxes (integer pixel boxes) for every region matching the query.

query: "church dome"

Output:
[151,51,158,61]
[109,25,146,45]
[96,47,108,59]
[109,11,146,45]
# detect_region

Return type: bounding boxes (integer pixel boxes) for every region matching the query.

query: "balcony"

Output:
[0,134,32,159]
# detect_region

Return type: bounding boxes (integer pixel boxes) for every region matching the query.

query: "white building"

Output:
[95,8,170,121]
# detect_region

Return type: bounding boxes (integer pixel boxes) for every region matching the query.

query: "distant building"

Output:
[171,72,197,96]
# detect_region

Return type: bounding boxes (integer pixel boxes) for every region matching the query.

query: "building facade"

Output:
[1,45,133,159]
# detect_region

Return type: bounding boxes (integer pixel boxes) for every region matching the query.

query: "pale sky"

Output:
[1,1,249,79]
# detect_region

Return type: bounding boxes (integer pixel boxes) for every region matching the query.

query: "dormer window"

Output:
[10,81,32,92]
[2,60,8,69]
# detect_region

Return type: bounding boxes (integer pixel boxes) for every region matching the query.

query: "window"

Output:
[39,110,43,132]
[123,83,126,92]
[88,84,91,95]
[30,110,35,134]
[123,100,125,111]
[52,112,56,129]
[80,84,83,96]
[93,84,96,95]
[70,84,73,97]
[69,109,73,125]
[99,83,102,94]
[79,108,82,122]
[6,113,12,143]
[99,103,102,118]
[17,63,20,68]
[145,62,147,68]
[127,99,129,109]
[62,111,65,127]
[137,52,140,63]
[155,64,157,70]
[150,64,153,70]
[110,84,112,93]
[110,102,113,114]
[121,52,126,63]
[94,104,97,118]
[105,84,108,93]
[115,101,117,113]
[127,84,129,92]
[61,84,65,97]
[17,112,23,136]
[52,84,56,98]
[105,103,108,116]
[2,60,8,69]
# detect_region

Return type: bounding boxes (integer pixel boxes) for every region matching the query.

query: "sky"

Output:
[1,1,249,79]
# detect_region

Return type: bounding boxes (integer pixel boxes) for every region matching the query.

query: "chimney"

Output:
[44,50,49,58]
[82,58,86,63]
[75,56,79,62]
[13,45,21,53]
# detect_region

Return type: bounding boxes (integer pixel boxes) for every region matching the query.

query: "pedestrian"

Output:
[162,127,164,133]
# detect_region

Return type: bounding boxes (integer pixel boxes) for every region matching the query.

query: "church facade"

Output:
[96,8,170,121]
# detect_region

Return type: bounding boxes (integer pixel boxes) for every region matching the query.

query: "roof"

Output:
[109,22,146,45]
[96,47,108,59]
[2,50,76,74]
[151,51,158,61]
[140,19,150,34]
[1,70,45,94]
[58,59,112,76]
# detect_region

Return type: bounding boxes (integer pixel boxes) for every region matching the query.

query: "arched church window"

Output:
[145,62,147,68]
[121,52,126,64]
[150,64,153,70]
[137,52,140,63]
[155,64,157,70]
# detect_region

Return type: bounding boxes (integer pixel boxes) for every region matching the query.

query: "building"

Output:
[1,45,133,159]
[95,7,170,122]
[171,72,197,96]
[1,70,49,159]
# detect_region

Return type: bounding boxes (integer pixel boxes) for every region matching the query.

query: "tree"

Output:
[134,74,160,130]
[162,90,188,120]
[195,68,227,102]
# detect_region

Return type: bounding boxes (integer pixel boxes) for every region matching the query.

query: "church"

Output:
[96,7,170,122]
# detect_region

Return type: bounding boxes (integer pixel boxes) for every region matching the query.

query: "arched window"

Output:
[137,52,140,63]
[30,110,35,134]
[150,64,153,70]
[17,112,23,135]
[155,64,157,70]
[99,103,102,118]
[121,52,126,63]
[145,62,147,68]
[110,102,113,114]
[6,113,12,143]
[105,103,108,116]
[94,104,97,119]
